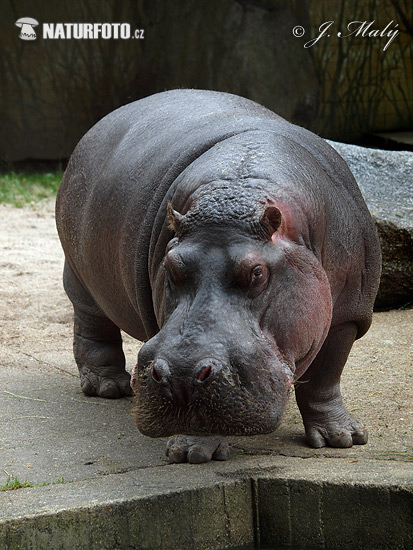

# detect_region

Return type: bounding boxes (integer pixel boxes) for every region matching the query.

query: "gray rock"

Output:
[328,141,413,309]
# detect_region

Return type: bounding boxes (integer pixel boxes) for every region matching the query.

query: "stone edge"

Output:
[1,457,412,549]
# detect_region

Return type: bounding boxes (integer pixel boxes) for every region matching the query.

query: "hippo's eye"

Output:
[165,252,187,286]
[235,257,269,298]
[251,266,263,280]
[248,264,269,298]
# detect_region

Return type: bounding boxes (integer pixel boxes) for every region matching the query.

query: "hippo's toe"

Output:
[80,366,133,398]
[166,435,230,464]
[305,414,368,448]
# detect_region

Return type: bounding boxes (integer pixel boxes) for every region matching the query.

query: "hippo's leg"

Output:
[295,322,367,448]
[63,262,133,398]
[166,435,230,464]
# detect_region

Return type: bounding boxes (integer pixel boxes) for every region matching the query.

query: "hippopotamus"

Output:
[56,89,381,463]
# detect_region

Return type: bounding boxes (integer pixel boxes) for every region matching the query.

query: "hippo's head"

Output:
[132,183,332,437]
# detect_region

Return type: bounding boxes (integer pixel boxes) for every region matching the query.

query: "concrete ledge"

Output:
[1,457,411,549]
[257,476,412,549]
[1,469,253,549]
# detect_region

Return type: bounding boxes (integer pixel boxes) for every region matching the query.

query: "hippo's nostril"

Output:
[151,365,161,382]
[150,358,170,384]
[198,365,212,382]
[196,358,224,383]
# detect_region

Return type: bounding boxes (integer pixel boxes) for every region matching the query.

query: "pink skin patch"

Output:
[131,363,138,392]
[270,200,303,245]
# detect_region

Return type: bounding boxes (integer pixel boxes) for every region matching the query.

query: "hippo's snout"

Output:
[133,339,292,438]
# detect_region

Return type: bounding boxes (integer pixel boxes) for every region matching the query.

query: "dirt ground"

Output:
[0,199,412,464]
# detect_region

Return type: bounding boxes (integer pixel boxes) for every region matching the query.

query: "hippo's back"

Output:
[56,90,284,255]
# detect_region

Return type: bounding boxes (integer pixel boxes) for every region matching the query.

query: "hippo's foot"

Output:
[79,365,133,398]
[296,322,368,449]
[166,435,230,464]
[301,397,368,448]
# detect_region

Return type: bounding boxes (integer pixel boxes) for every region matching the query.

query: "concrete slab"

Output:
[0,201,412,549]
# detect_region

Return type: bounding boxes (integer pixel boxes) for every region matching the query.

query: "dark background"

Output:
[1,0,412,162]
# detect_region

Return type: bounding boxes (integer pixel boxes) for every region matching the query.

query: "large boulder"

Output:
[328,141,413,310]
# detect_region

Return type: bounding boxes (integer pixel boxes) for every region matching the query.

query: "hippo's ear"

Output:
[167,202,184,234]
[259,205,282,239]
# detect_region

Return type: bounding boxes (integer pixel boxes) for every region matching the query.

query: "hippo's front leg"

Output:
[64,262,133,398]
[166,435,230,464]
[295,322,368,448]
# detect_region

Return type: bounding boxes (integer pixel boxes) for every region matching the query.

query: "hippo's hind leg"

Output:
[295,322,367,448]
[63,262,133,398]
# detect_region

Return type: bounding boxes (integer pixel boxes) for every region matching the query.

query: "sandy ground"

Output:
[0,200,412,475]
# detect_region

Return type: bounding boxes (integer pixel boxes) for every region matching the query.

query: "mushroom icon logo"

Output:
[15,17,39,40]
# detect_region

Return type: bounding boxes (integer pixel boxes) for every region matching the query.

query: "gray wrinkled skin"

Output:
[56,90,381,463]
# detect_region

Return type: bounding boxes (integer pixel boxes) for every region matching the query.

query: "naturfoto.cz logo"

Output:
[15,17,39,40]
[15,19,145,40]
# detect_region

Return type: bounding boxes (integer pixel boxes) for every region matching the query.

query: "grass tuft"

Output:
[1,476,34,491]
[1,475,68,491]
[0,171,63,207]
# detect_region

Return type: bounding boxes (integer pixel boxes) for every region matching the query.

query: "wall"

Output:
[0,0,411,161]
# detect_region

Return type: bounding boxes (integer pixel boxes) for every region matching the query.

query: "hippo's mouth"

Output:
[132,362,291,438]
[133,396,287,438]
